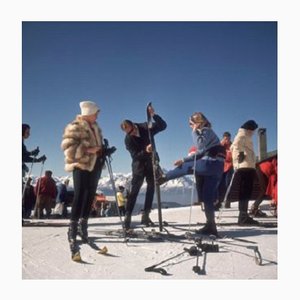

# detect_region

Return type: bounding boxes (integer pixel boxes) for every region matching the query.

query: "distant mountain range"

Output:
[28,171,198,210]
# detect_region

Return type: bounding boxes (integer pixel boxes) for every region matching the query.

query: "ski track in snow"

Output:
[22,203,277,279]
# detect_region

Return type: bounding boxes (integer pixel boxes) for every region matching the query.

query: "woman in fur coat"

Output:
[61,101,105,260]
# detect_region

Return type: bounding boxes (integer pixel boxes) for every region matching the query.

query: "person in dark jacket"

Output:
[121,105,167,230]
[22,177,36,218]
[22,124,47,223]
[22,124,47,178]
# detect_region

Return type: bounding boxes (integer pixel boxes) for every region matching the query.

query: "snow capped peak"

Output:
[26,171,195,193]
[25,171,196,207]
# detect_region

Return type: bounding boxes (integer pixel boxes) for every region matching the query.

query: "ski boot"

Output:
[196,210,218,236]
[238,212,259,226]
[249,205,267,217]
[78,218,89,243]
[68,220,81,262]
[154,164,167,185]
[195,221,218,237]
[155,164,164,179]
[156,173,167,185]
[141,210,155,227]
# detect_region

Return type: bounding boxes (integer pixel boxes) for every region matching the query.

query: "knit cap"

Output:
[241,120,258,131]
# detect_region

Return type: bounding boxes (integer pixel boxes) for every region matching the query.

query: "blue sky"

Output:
[22,21,277,176]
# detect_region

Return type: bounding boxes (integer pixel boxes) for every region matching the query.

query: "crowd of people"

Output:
[23,100,278,257]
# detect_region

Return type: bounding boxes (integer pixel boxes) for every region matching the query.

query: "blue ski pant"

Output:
[166,158,224,214]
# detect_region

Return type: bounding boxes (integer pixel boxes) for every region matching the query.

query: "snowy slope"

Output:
[22,202,277,280]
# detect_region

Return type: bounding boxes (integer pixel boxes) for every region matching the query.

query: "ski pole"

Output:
[220,149,244,218]
[188,154,197,233]
[146,102,163,231]
[22,149,39,203]
[105,155,128,243]
[222,170,237,211]
[144,250,186,275]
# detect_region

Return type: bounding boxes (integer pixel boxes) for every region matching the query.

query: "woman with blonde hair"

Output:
[159,112,224,236]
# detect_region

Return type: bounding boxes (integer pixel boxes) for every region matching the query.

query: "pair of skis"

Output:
[146,102,163,232]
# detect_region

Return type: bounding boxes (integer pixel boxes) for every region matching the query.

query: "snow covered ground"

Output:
[22,201,277,280]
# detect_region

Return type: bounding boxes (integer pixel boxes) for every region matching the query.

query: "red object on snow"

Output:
[258,157,278,205]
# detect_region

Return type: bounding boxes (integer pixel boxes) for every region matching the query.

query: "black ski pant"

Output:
[71,158,103,222]
[118,205,126,216]
[237,168,257,214]
[126,159,154,215]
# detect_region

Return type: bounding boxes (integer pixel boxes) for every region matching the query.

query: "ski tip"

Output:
[72,252,82,262]
[147,102,152,108]
[98,246,108,255]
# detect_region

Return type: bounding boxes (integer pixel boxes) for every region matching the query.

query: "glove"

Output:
[22,164,29,173]
[31,147,40,156]
[103,138,109,148]
[105,146,117,157]
[238,152,245,163]
[102,138,116,157]
[37,155,47,163]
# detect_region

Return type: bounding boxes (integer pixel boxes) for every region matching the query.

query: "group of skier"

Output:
[23,100,275,261]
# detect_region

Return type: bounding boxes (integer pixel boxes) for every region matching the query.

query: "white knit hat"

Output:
[79,101,100,116]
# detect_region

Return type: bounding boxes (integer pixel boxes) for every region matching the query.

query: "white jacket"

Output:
[230,128,256,170]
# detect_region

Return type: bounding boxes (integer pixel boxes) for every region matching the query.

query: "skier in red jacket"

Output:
[250,155,278,217]
[33,170,57,218]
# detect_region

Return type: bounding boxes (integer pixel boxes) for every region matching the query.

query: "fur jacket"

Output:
[230,128,256,170]
[61,115,104,172]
